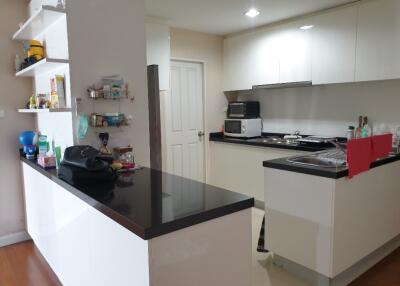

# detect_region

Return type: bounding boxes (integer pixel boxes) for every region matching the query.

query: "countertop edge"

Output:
[21,157,254,240]
[209,132,328,152]
[144,198,254,239]
[263,154,400,179]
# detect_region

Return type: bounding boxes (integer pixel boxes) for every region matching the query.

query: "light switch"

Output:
[0,110,4,118]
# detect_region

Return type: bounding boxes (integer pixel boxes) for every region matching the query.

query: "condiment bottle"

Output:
[355,116,363,139]
[362,116,372,138]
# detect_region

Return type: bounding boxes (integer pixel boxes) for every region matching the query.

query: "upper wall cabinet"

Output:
[277,20,312,84]
[223,32,260,91]
[146,21,170,91]
[356,0,400,82]
[223,21,312,91]
[223,27,280,91]
[252,27,281,87]
[223,0,400,91]
[311,6,358,85]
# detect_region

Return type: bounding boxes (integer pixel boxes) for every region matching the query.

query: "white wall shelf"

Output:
[12,5,66,41]
[18,108,72,113]
[15,58,69,77]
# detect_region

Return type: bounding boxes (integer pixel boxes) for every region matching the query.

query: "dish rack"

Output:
[87,84,129,100]
[89,113,129,128]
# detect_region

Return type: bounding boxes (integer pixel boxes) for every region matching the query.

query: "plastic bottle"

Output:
[355,116,363,139]
[362,116,372,138]
[346,126,355,141]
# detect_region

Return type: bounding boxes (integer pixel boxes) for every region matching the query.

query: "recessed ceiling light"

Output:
[300,25,314,30]
[245,8,260,18]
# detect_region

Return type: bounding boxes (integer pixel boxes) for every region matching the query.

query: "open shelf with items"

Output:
[18,108,72,114]
[12,5,66,41]
[15,58,69,77]
[87,84,133,101]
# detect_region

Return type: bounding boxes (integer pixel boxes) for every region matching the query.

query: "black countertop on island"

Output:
[21,157,254,240]
[263,153,400,179]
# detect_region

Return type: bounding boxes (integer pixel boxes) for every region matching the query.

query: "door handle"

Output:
[198,131,205,137]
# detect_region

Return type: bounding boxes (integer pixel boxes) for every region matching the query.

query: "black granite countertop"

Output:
[263,153,400,179]
[21,157,254,240]
[210,132,339,152]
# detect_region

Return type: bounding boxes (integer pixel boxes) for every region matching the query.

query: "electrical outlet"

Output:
[0,110,5,118]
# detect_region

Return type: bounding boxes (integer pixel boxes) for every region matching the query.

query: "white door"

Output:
[165,60,205,182]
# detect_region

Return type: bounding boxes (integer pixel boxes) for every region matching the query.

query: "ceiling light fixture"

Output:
[300,25,314,30]
[245,8,260,18]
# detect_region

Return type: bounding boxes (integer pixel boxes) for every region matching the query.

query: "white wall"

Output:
[239,79,400,137]
[0,0,35,238]
[66,0,150,166]
[146,20,170,91]
[170,27,226,134]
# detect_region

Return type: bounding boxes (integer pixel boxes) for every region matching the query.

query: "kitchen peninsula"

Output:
[263,153,400,286]
[21,157,254,286]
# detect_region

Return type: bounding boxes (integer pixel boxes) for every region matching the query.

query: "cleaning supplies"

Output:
[346,126,355,140]
[355,116,363,139]
[362,116,372,138]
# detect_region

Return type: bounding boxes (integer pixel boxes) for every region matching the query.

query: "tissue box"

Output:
[37,155,56,169]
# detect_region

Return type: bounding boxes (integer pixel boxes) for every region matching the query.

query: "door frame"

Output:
[162,58,208,182]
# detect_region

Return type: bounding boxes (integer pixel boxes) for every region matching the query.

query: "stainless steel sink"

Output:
[287,150,347,168]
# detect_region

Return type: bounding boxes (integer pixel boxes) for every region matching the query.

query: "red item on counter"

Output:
[371,134,392,161]
[346,137,372,178]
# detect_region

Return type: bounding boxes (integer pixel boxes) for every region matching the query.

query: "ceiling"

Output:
[146,0,357,35]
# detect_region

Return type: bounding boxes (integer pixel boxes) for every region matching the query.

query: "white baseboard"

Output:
[273,234,400,286]
[0,231,31,248]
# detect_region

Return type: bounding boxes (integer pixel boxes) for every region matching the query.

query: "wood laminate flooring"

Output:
[0,241,61,286]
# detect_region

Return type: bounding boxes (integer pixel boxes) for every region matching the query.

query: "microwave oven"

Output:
[227,101,260,119]
[224,118,262,138]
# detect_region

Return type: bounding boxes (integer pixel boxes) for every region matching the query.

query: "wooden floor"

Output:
[0,241,61,286]
[349,247,400,286]
[0,241,399,286]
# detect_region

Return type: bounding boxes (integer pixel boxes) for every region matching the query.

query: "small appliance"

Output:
[227,101,260,119]
[224,118,262,138]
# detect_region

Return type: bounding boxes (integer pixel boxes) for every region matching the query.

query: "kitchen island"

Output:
[263,153,400,286]
[21,157,254,286]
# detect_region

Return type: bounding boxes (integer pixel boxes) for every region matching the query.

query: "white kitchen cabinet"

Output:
[22,162,252,286]
[311,6,358,84]
[356,0,400,82]
[223,21,312,91]
[223,27,280,91]
[252,27,281,87]
[223,32,261,91]
[22,163,150,286]
[209,142,304,202]
[278,20,312,83]
[265,160,400,279]
[146,21,170,91]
